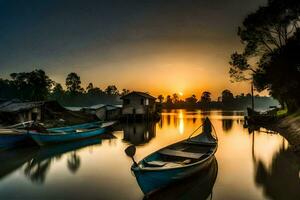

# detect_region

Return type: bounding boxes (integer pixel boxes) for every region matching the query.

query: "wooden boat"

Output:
[146,156,218,200]
[47,121,102,132]
[0,129,31,149]
[125,117,218,195]
[245,107,277,125]
[29,121,116,146]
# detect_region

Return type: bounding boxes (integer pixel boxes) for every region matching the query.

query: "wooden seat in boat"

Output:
[144,159,192,168]
[159,148,206,159]
[144,160,167,167]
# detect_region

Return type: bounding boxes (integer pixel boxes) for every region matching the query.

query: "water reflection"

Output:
[222,119,233,132]
[0,146,38,180]
[252,135,300,199]
[24,137,102,184]
[122,122,156,145]
[24,158,51,184]
[67,152,81,173]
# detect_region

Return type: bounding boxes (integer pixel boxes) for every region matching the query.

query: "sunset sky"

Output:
[0,0,267,99]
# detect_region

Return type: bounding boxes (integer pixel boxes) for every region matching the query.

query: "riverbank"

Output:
[264,111,300,152]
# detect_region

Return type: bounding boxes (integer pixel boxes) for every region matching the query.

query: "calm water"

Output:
[0,110,299,200]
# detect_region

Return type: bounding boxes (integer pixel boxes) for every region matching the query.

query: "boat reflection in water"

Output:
[122,122,156,145]
[24,137,102,184]
[0,146,38,180]
[135,156,218,199]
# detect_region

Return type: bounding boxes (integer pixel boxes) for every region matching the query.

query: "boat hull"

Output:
[132,154,215,195]
[146,157,218,199]
[30,127,110,146]
[47,121,102,132]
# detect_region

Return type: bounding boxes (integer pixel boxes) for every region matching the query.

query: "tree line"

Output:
[229,0,300,112]
[0,70,127,106]
[157,90,278,110]
[0,69,278,109]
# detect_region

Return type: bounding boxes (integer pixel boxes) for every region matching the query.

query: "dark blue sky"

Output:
[0,0,266,97]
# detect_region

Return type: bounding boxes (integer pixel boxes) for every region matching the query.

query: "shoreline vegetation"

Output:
[263,111,300,153]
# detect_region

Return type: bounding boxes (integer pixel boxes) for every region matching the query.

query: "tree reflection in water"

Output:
[24,159,51,184]
[23,137,101,184]
[251,131,300,200]
[67,152,81,174]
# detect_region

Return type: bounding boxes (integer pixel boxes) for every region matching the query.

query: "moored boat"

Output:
[146,156,218,200]
[0,129,31,149]
[47,121,102,132]
[125,117,218,195]
[29,121,116,146]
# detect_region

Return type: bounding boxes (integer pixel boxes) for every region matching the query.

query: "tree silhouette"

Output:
[50,83,64,100]
[121,89,130,96]
[172,93,179,104]
[86,83,94,92]
[157,95,164,103]
[254,30,300,111]
[229,0,300,111]
[105,85,119,95]
[10,69,53,101]
[185,94,197,107]
[66,72,84,95]
[200,91,212,103]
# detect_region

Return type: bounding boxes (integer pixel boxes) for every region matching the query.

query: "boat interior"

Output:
[142,141,216,168]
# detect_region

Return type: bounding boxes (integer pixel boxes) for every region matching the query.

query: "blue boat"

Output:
[47,121,102,132]
[146,157,218,200]
[29,121,116,146]
[0,129,31,149]
[125,118,218,195]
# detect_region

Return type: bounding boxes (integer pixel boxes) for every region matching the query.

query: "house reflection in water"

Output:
[122,122,156,145]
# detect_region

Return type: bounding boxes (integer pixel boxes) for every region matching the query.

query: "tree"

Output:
[200,91,212,103]
[105,85,119,95]
[0,79,17,99]
[229,0,300,110]
[166,95,173,106]
[254,30,300,111]
[185,95,197,106]
[172,93,179,104]
[157,95,164,103]
[121,89,130,96]
[10,69,53,101]
[86,83,94,93]
[65,72,84,94]
[50,83,64,100]
[222,90,234,105]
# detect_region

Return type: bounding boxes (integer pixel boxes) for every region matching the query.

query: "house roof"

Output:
[0,101,44,113]
[121,91,156,100]
[67,104,122,112]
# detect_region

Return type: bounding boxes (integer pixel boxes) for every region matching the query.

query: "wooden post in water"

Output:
[251,82,254,110]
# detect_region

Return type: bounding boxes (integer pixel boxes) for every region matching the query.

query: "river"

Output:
[0,110,299,200]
